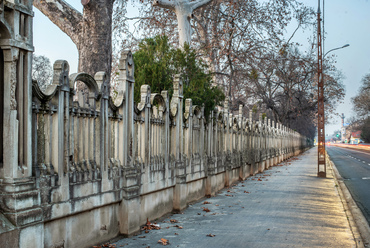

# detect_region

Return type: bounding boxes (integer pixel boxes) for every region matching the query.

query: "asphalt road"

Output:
[327,145,370,225]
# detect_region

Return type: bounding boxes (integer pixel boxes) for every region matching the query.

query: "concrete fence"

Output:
[21,50,311,247]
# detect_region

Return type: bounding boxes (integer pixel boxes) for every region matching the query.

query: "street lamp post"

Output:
[317,0,326,177]
[317,0,349,178]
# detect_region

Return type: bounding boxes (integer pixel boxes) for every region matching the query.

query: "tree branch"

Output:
[33,0,83,45]
[152,0,175,11]
[191,0,213,11]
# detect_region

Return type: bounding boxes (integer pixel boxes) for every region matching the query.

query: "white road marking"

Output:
[332,147,370,165]
[363,177,370,180]
[339,148,370,156]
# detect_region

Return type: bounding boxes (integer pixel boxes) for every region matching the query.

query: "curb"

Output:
[327,154,370,248]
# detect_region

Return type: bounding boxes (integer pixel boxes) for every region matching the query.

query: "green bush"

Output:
[133,35,225,117]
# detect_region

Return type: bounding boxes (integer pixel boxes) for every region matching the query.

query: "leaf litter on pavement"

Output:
[115,155,304,247]
[93,243,116,248]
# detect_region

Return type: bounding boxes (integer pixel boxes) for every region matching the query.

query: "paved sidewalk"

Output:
[111,148,357,248]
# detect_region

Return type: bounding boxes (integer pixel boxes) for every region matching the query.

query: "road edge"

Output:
[327,154,370,247]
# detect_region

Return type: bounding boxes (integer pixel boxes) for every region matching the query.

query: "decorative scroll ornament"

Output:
[137,85,151,112]
[170,75,183,118]
[119,50,135,83]
[184,99,192,120]
[150,93,167,114]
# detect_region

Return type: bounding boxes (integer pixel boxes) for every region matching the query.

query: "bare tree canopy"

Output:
[350,74,370,142]
[34,0,346,138]
[126,0,346,138]
[32,55,53,91]
[352,73,370,118]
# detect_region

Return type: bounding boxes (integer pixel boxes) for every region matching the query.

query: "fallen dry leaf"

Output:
[141,218,161,231]
[202,207,211,212]
[244,191,249,193]
[170,219,178,223]
[158,238,169,246]
[203,201,212,204]
[94,243,116,248]
[207,234,216,237]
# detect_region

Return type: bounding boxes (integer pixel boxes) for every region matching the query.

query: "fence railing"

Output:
[31,50,311,237]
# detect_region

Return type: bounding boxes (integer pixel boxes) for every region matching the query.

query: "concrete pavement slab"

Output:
[108,148,357,248]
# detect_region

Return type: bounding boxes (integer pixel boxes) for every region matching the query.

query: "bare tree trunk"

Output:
[153,0,213,47]
[33,0,113,79]
[79,1,113,77]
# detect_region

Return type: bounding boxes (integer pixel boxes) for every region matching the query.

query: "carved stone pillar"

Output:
[1,48,20,180]
[117,51,141,236]
[171,75,187,211]
[205,110,216,196]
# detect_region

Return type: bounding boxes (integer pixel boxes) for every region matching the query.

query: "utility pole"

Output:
[317,0,326,178]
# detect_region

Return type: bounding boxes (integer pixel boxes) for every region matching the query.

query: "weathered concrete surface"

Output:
[112,148,358,248]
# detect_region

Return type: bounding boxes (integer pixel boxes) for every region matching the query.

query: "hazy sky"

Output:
[32,0,370,136]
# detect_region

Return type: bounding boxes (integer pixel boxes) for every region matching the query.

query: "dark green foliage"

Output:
[360,117,370,143]
[249,69,259,80]
[133,35,225,117]
[252,105,258,113]
[133,35,174,101]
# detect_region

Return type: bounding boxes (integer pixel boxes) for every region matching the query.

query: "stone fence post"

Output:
[170,75,187,211]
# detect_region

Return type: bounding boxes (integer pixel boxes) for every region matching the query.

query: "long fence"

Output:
[29,51,311,247]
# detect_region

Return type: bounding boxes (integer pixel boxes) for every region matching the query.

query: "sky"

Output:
[32,0,370,136]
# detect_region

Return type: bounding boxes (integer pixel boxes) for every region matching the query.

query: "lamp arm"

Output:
[324,44,349,58]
